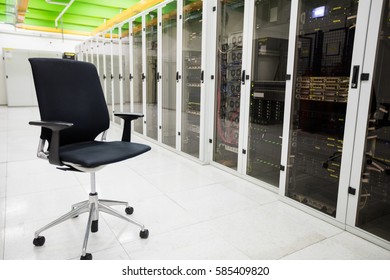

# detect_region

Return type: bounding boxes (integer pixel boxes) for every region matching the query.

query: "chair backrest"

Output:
[29,58,110,146]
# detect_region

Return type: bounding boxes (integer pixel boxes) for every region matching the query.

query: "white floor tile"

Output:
[144,166,216,194]
[203,201,344,259]
[87,164,163,202]
[7,129,40,162]
[6,158,53,177]
[0,163,6,198]
[4,215,120,260]
[71,245,131,260]
[6,167,81,197]
[124,149,188,177]
[102,195,199,244]
[168,183,259,221]
[0,198,5,259]
[0,132,7,163]
[281,231,390,259]
[222,179,279,206]
[123,223,250,260]
[6,185,88,225]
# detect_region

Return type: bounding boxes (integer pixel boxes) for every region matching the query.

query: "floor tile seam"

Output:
[119,219,228,257]
[1,199,6,260]
[276,238,328,260]
[189,202,284,260]
[164,192,280,226]
[93,214,133,260]
[139,171,225,195]
[1,162,8,260]
[276,230,346,260]
[119,216,254,260]
[4,181,89,199]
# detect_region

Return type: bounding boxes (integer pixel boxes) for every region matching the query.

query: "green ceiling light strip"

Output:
[4,0,16,25]
[2,0,166,36]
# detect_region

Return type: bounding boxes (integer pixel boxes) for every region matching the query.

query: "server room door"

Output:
[346,0,390,247]
[243,0,293,188]
[161,0,178,149]
[132,17,144,135]
[283,0,369,219]
[145,9,159,141]
[181,0,204,159]
[213,0,249,171]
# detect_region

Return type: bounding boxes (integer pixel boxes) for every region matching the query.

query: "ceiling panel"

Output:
[0,0,151,35]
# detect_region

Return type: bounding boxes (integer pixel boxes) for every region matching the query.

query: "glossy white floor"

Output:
[1,106,389,260]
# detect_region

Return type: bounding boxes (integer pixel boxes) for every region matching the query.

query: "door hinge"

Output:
[242,149,246,155]
[213,6,216,12]
[209,139,213,144]
[348,187,356,195]
[280,165,285,171]
[286,74,291,80]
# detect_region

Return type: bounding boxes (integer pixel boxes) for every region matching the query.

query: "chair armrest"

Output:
[29,120,73,166]
[114,112,144,142]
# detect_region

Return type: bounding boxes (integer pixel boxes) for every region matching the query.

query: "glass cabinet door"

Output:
[97,35,105,91]
[162,1,177,148]
[214,0,245,170]
[182,0,203,158]
[354,0,390,242]
[132,17,144,134]
[146,11,159,141]
[112,28,121,125]
[246,0,291,187]
[286,0,359,217]
[122,23,131,114]
[104,33,113,121]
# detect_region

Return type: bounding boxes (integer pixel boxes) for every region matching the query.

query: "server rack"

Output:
[75,0,390,250]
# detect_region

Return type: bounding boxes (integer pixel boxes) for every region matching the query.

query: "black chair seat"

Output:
[60,141,151,168]
[28,58,151,259]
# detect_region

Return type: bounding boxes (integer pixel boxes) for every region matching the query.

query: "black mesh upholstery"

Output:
[59,141,150,168]
[29,58,110,146]
[29,58,150,169]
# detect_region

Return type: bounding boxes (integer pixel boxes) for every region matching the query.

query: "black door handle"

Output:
[129,73,133,80]
[241,70,246,85]
[201,70,204,83]
[351,65,360,89]
[141,73,146,81]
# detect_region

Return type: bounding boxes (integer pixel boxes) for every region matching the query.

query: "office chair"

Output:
[28,58,151,260]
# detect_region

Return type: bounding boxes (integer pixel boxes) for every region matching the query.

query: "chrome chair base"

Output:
[32,173,149,260]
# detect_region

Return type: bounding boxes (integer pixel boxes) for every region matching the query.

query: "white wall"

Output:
[0,24,86,105]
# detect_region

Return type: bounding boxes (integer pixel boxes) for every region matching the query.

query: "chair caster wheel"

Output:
[125,206,134,215]
[140,229,149,239]
[91,220,98,233]
[33,236,45,246]
[80,253,92,260]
